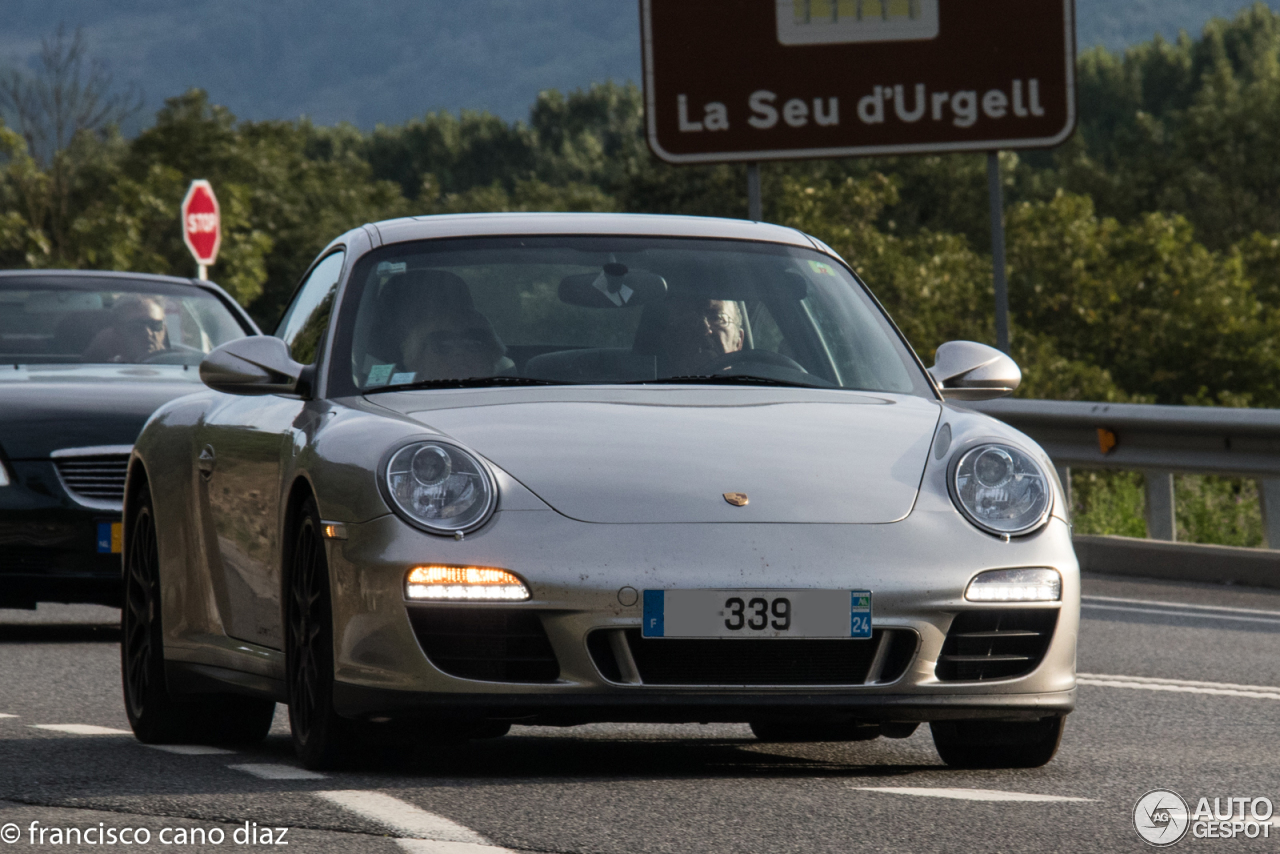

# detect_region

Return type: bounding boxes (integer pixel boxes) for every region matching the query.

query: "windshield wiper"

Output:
[364,376,570,394]
[625,374,828,389]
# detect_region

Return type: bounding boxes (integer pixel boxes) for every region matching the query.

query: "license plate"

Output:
[642,589,871,639]
[96,522,122,555]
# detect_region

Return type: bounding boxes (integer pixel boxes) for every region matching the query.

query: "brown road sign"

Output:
[641,0,1076,163]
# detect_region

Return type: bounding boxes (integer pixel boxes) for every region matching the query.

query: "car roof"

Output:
[366,212,819,250]
[0,269,205,288]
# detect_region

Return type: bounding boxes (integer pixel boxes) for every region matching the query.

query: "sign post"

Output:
[641,0,1077,353]
[988,152,1010,353]
[181,180,221,281]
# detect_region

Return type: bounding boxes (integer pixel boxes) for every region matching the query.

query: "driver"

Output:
[83,296,169,363]
[659,297,745,376]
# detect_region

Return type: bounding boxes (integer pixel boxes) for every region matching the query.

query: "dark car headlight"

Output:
[384,441,497,535]
[951,444,1052,536]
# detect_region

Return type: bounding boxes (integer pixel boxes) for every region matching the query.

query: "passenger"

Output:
[82,296,169,363]
[659,297,745,376]
[400,306,507,381]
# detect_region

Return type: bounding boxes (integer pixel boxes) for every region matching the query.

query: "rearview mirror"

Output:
[200,336,308,397]
[928,341,1020,400]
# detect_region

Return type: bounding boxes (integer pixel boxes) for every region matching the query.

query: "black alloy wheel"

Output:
[121,483,275,745]
[287,497,355,769]
[930,716,1066,769]
[122,488,175,741]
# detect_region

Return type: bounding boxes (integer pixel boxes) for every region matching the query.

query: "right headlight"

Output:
[951,443,1052,536]
[384,441,497,535]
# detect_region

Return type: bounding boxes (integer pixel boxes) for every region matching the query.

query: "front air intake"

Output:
[407,606,559,683]
[588,629,917,687]
[935,609,1058,682]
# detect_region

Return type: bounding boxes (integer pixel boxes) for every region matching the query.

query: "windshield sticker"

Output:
[366,364,394,387]
[591,272,634,306]
[390,371,416,385]
[807,260,836,276]
[376,261,407,277]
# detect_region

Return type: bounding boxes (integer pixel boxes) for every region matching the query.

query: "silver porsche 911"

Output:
[121,213,1077,769]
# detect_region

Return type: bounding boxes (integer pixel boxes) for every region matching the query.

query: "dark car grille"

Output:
[54,455,129,505]
[935,609,1059,682]
[588,629,917,687]
[0,547,51,575]
[407,606,560,683]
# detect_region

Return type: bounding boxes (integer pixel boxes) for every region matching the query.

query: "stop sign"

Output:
[181,180,221,269]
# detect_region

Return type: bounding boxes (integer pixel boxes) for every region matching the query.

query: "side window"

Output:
[276,251,345,365]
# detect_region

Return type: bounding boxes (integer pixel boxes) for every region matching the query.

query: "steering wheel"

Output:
[141,344,203,365]
[711,348,808,374]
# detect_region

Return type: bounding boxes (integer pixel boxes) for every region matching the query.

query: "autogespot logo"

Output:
[1134,789,1191,846]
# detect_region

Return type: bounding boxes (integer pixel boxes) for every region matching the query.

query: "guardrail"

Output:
[965,399,1280,549]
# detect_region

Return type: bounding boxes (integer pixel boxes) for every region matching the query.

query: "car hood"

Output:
[0,365,204,459]
[370,387,941,524]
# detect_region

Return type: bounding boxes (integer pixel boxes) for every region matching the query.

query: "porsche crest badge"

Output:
[723,492,749,507]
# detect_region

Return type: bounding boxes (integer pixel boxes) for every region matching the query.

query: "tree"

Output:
[0,24,141,265]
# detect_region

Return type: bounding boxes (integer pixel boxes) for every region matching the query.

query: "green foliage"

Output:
[1069,469,1265,548]
[1070,470,1148,539]
[1175,475,1265,546]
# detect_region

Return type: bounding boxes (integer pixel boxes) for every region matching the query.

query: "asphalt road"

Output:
[4,573,1280,853]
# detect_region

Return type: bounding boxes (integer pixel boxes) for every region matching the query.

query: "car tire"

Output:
[123,483,275,745]
[749,720,881,743]
[286,496,357,769]
[930,716,1065,769]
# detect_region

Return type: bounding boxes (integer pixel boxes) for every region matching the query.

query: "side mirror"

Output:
[200,336,308,397]
[928,341,1021,400]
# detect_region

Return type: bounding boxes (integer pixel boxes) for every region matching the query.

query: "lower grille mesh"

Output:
[608,629,914,686]
[935,609,1058,681]
[407,606,559,683]
[54,455,129,504]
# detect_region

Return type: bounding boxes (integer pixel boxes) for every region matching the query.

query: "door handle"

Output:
[198,444,216,478]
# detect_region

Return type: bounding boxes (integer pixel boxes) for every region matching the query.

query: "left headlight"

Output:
[384,441,497,535]
[951,443,1052,536]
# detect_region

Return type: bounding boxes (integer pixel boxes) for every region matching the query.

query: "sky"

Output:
[0,1,1273,129]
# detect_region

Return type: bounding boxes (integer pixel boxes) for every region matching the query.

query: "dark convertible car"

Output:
[0,270,257,608]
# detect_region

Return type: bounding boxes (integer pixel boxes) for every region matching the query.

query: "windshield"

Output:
[332,236,930,397]
[0,276,248,366]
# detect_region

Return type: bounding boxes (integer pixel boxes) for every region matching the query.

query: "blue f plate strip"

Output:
[642,589,665,637]
[851,590,872,638]
[96,523,113,555]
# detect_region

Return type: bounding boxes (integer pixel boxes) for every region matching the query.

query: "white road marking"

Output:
[1082,602,1280,626]
[316,790,510,852]
[854,787,1094,803]
[1083,595,1280,617]
[1078,673,1280,700]
[142,744,236,755]
[396,842,515,854]
[0,713,17,719]
[32,724,132,735]
[229,763,326,780]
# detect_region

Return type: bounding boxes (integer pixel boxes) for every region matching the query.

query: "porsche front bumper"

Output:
[322,506,1080,726]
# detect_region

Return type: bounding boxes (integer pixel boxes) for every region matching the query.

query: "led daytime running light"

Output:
[965,568,1061,603]
[405,565,530,601]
